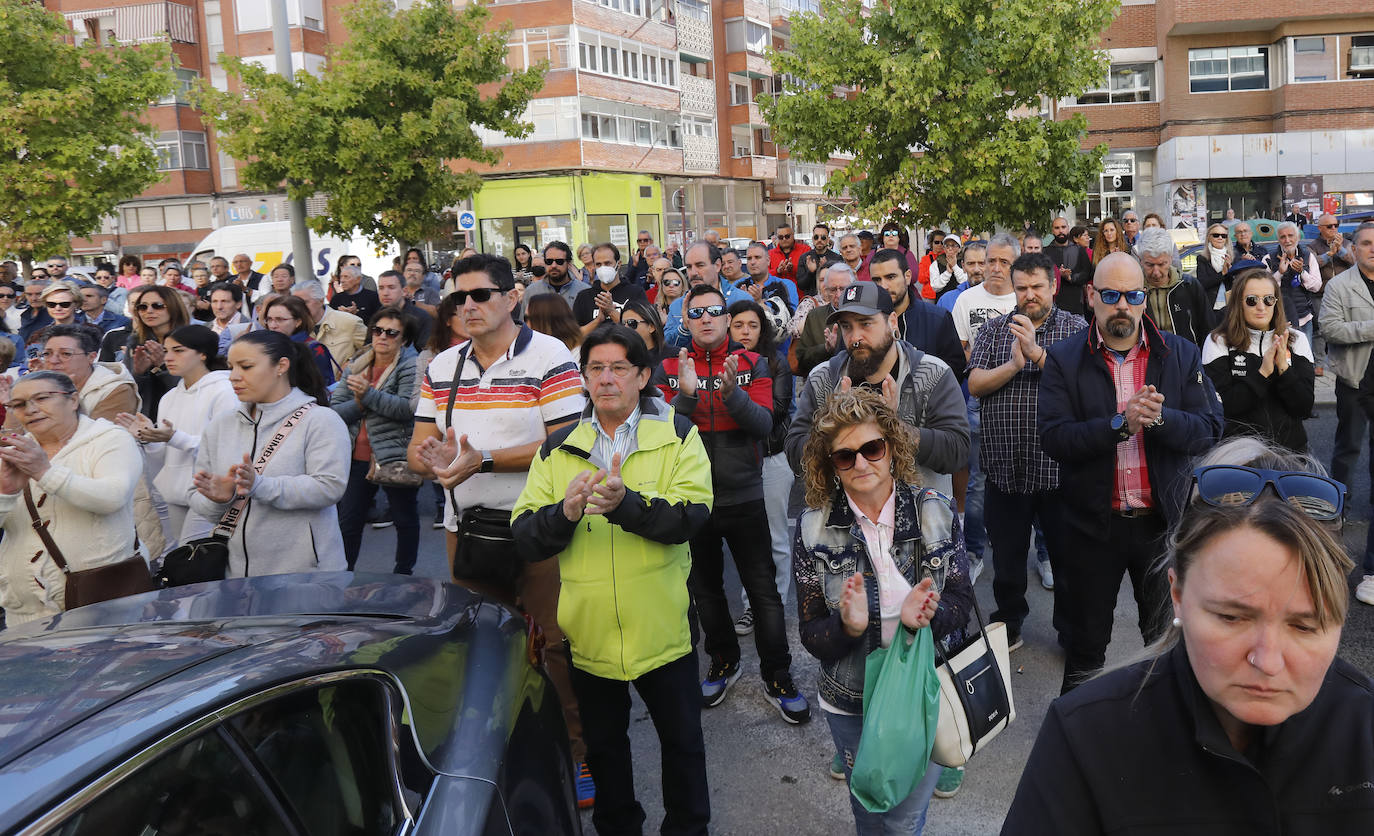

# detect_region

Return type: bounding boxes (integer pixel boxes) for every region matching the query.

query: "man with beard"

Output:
[767,224,810,285]
[521,241,590,316]
[786,282,969,497]
[798,223,838,292]
[868,247,964,380]
[967,253,1085,653]
[1045,217,1094,316]
[1038,252,1222,693]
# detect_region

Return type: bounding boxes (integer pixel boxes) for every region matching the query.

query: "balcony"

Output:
[731,154,777,180]
[678,9,713,63]
[729,100,767,128]
[770,0,820,28]
[65,2,197,45]
[776,159,826,195]
[1352,45,1374,76]
[684,133,720,173]
[724,51,772,80]
[680,73,716,116]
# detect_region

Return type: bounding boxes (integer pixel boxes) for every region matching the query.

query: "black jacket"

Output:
[1045,241,1094,316]
[896,297,967,382]
[1038,317,1223,535]
[1002,642,1374,835]
[1202,330,1314,451]
[1146,271,1214,347]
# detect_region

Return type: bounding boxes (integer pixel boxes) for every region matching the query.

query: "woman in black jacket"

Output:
[1201,266,1314,451]
[1194,222,1233,302]
[1003,441,1369,835]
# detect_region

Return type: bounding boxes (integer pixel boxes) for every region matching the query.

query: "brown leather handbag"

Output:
[24,486,155,610]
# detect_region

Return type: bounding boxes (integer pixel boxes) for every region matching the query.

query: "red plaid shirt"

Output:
[1093,327,1153,511]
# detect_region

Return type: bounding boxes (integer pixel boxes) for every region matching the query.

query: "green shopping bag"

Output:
[849,624,941,813]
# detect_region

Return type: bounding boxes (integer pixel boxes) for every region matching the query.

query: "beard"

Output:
[1104,313,1137,338]
[848,331,895,379]
[1053,233,1069,244]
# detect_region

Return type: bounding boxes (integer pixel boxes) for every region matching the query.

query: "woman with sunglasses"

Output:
[261,295,336,392]
[117,255,143,290]
[330,307,421,574]
[118,285,189,421]
[1004,438,1371,834]
[651,267,686,319]
[1202,266,1314,452]
[795,387,972,835]
[620,299,667,362]
[1196,223,1234,303]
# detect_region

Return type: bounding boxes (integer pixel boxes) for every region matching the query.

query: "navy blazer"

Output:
[897,298,967,382]
[1037,316,1223,536]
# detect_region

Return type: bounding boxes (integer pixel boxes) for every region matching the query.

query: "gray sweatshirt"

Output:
[188,388,350,576]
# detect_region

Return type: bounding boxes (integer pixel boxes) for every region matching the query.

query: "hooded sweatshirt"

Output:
[188,387,350,576]
[147,369,238,536]
[0,416,143,624]
[80,362,139,422]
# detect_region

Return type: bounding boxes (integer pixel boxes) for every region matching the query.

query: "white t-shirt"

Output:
[952,284,1018,347]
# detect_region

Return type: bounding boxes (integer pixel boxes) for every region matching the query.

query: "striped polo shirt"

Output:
[417,326,585,525]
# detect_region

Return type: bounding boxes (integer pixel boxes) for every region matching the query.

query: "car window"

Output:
[47,729,292,836]
[229,680,402,836]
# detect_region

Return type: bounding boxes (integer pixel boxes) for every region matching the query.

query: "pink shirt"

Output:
[847,488,910,647]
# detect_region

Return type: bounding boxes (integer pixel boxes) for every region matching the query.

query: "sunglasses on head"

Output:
[45,300,74,309]
[545,258,568,265]
[1244,294,1277,308]
[451,287,505,305]
[1191,465,1345,521]
[830,438,887,471]
[686,304,726,319]
[136,301,167,311]
[1096,288,1146,305]
[371,326,402,338]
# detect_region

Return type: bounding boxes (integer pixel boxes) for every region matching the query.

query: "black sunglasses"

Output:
[686,304,726,319]
[1244,294,1277,308]
[45,300,74,309]
[451,288,505,305]
[1096,288,1146,305]
[1209,232,1229,239]
[1191,465,1345,521]
[621,318,644,329]
[830,438,887,471]
[136,301,167,311]
[662,278,683,288]
[0,293,15,299]
[545,258,568,265]
[371,326,402,338]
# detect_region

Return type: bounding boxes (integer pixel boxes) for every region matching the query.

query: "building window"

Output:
[579,98,679,148]
[725,19,770,55]
[579,0,670,22]
[155,132,209,170]
[1189,46,1269,93]
[158,68,200,105]
[477,96,579,145]
[1072,62,1154,104]
[1349,35,1374,78]
[506,27,572,72]
[1290,36,1333,83]
[576,30,677,90]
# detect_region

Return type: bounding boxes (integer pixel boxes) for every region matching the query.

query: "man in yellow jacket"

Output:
[513,322,714,836]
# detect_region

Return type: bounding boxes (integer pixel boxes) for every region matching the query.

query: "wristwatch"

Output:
[1110,412,1132,442]
[479,450,495,473]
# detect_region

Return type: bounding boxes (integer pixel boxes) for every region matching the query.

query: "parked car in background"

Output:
[0,573,579,836]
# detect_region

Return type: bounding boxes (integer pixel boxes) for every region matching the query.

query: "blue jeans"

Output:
[964,399,986,559]
[338,458,421,574]
[825,710,941,835]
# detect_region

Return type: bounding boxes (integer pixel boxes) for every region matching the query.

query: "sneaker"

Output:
[432,510,445,530]
[969,555,984,584]
[1357,575,1374,606]
[575,761,595,810]
[369,509,394,529]
[1038,560,1054,590]
[829,751,846,780]
[933,766,965,799]
[765,673,811,724]
[1007,628,1024,653]
[734,608,755,636]
[701,657,742,708]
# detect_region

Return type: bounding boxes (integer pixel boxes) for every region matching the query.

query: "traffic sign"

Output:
[458,211,476,231]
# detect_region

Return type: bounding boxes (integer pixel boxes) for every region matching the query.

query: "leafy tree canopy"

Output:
[763,0,1119,231]
[196,0,544,249]
[0,0,174,261]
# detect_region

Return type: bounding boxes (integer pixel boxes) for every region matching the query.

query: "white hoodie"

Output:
[146,369,238,540]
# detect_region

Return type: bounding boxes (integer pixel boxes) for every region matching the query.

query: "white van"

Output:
[189,222,400,285]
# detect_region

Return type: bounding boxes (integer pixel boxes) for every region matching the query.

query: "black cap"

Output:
[827,281,894,325]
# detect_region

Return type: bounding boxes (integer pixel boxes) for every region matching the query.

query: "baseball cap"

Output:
[942,234,962,246]
[827,282,894,325]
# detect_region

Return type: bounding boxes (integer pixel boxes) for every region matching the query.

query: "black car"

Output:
[0,573,580,835]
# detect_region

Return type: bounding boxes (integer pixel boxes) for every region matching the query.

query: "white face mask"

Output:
[596,265,618,283]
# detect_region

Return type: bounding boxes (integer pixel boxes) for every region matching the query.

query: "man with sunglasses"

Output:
[1309,213,1353,375]
[664,242,750,349]
[1138,227,1211,347]
[797,223,838,292]
[520,241,591,318]
[767,224,810,284]
[44,256,69,281]
[651,283,810,724]
[1039,252,1223,692]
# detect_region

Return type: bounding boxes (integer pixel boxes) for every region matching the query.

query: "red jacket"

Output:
[769,243,811,284]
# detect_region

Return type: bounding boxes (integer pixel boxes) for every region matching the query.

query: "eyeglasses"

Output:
[39,348,87,361]
[686,304,726,319]
[46,263,64,269]
[264,315,297,326]
[136,301,167,311]
[1209,233,1229,239]
[545,258,568,265]
[44,300,74,309]
[584,362,637,379]
[637,238,651,244]
[1191,465,1345,521]
[6,391,70,412]
[830,438,887,471]
[1244,294,1277,308]
[31,272,48,279]
[621,318,644,330]
[882,231,899,237]
[371,326,402,338]
[662,279,683,288]
[0,293,16,299]
[813,234,827,241]
[1096,288,1146,305]
[451,288,505,305]
[1319,223,1338,229]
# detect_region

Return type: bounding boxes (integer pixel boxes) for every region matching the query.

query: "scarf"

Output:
[1208,244,1228,273]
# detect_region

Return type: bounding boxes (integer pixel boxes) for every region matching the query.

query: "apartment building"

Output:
[1054,0,1374,231]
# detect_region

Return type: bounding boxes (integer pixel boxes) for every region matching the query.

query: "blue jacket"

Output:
[1038,317,1223,536]
[897,298,967,381]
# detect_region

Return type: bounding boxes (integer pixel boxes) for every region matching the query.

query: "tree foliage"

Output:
[196,0,544,248]
[762,0,1119,231]
[0,0,174,261]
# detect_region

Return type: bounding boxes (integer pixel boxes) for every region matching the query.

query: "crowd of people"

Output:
[0,217,1371,834]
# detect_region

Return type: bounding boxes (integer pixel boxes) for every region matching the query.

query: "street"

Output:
[352,396,1374,836]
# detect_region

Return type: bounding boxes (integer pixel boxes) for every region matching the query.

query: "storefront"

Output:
[471,172,664,257]
[661,177,762,247]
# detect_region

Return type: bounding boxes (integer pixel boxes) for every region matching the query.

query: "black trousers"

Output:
[1057,512,1170,694]
[986,483,1065,636]
[569,651,710,836]
[1332,379,1374,493]
[687,498,792,680]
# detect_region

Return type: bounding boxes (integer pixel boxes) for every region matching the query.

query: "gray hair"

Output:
[1135,227,1174,260]
[826,263,858,286]
[839,233,860,247]
[18,370,77,395]
[963,241,987,257]
[988,232,1021,258]
[291,280,326,300]
[1276,221,1301,236]
[1194,435,1330,477]
[340,264,362,280]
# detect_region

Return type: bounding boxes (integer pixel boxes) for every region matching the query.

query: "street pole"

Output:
[271,0,312,283]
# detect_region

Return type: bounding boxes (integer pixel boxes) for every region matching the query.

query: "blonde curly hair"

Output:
[801,387,920,509]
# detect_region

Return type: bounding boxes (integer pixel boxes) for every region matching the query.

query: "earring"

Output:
[1172,617,1182,628]
[1247,653,1258,668]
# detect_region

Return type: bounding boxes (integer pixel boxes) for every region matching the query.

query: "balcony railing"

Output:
[65,2,197,45]
[1351,45,1374,72]
[678,12,713,62]
[731,154,778,180]
[684,133,719,173]
[680,74,716,116]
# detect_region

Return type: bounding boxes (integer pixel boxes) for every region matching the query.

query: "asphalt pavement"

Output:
[353,378,1374,836]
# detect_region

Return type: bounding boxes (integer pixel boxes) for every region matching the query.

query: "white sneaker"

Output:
[1038,560,1054,590]
[969,555,984,584]
[1356,575,1374,606]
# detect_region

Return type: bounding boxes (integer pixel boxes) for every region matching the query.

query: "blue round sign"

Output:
[458,211,476,230]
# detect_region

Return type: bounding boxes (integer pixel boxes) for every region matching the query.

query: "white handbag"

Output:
[931,598,1016,767]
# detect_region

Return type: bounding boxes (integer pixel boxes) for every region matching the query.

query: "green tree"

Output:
[196,0,544,249]
[0,0,174,265]
[763,0,1118,231]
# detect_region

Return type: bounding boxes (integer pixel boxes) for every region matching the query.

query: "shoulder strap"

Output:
[211,403,314,539]
[23,485,69,573]
[444,342,473,429]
